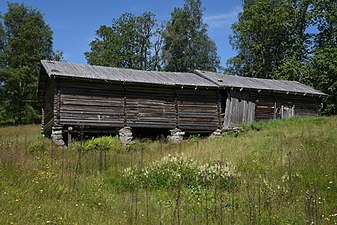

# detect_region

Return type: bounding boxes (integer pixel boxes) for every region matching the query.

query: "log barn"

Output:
[38,60,327,145]
[38,60,221,145]
[195,70,327,128]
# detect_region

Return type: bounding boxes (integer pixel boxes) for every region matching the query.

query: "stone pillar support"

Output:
[209,128,224,138]
[168,128,185,142]
[51,126,66,147]
[119,127,133,144]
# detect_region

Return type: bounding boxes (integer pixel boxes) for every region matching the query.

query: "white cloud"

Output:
[204,7,242,30]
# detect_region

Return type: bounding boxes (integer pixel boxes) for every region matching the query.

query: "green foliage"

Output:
[227,0,337,114]
[0,67,40,123]
[119,154,238,190]
[275,56,308,82]
[311,0,337,49]
[0,22,5,69]
[162,0,220,72]
[84,136,124,153]
[28,138,47,156]
[309,47,337,114]
[0,3,61,124]
[2,3,53,68]
[227,0,292,78]
[71,136,125,153]
[85,12,163,71]
[188,134,201,142]
[309,1,337,114]
[0,117,337,224]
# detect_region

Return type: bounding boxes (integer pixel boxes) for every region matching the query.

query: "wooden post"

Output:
[174,90,178,127]
[273,102,277,119]
[41,108,45,135]
[216,89,222,129]
[123,84,127,126]
[67,126,73,146]
[56,90,61,124]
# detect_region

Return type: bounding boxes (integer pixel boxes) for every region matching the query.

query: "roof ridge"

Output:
[42,60,198,75]
[40,60,218,88]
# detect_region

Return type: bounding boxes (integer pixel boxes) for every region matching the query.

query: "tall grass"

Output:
[0,116,336,224]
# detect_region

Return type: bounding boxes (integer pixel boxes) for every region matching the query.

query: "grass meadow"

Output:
[0,116,336,224]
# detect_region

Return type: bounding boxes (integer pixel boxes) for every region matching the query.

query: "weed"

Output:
[0,116,336,224]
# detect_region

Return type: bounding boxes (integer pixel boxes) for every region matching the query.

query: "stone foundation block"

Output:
[51,127,66,147]
[209,128,224,138]
[119,127,133,144]
[168,128,185,142]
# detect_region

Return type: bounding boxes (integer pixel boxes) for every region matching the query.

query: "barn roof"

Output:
[195,70,327,97]
[40,60,327,97]
[41,60,218,88]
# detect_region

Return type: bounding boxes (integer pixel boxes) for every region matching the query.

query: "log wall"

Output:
[41,77,323,135]
[44,79,220,133]
[253,92,321,121]
[222,90,322,127]
[177,89,220,131]
[125,86,176,129]
[58,81,125,127]
[41,78,56,135]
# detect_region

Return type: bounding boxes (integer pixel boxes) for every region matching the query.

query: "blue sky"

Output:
[0,0,242,68]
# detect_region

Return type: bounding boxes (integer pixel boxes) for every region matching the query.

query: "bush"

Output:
[119,154,238,190]
[70,136,125,153]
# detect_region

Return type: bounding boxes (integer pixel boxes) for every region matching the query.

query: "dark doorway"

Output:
[220,90,228,116]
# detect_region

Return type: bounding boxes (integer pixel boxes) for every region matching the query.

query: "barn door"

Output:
[223,91,255,128]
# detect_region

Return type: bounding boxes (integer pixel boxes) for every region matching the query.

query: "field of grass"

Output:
[0,116,336,224]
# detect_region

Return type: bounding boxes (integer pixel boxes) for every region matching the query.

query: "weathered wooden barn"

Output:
[38,60,327,145]
[38,60,221,145]
[195,70,327,128]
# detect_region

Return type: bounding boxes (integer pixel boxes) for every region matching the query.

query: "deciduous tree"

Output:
[162,0,220,72]
[85,12,162,71]
[309,0,337,114]
[227,0,291,78]
[275,0,313,81]
[227,0,337,114]
[0,3,59,124]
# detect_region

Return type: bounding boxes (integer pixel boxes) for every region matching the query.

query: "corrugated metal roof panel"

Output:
[196,70,327,97]
[41,60,218,88]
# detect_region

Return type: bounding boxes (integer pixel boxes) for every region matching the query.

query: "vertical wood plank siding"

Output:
[223,91,322,127]
[223,91,255,128]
